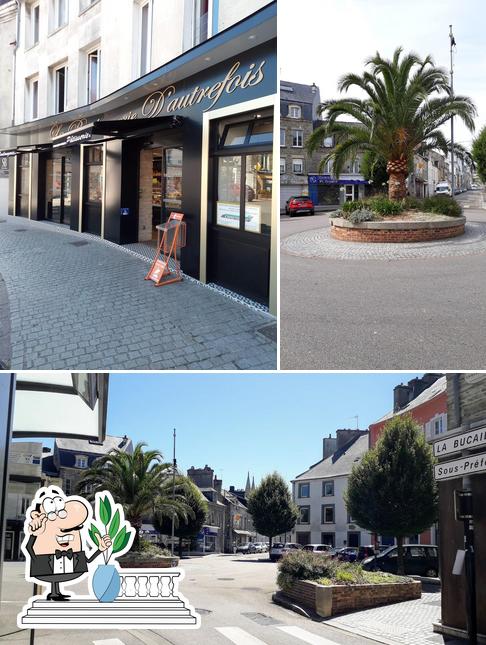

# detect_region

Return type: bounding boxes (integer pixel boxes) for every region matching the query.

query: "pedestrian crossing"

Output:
[93,624,343,645]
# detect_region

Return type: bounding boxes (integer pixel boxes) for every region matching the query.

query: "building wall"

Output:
[292,476,372,548]
[217,0,270,32]
[0,1,17,214]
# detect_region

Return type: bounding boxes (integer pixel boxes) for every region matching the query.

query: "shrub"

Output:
[342,200,365,213]
[422,195,462,217]
[130,539,172,557]
[401,196,421,210]
[347,208,375,224]
[277,550,337,592]
[367,196,403,215]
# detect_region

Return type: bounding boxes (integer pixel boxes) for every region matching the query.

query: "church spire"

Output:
[245,472,251,494]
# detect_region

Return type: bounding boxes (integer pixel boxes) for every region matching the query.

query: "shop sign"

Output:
[434,427,486,457]
[216,202,261,232]
[434,451,486,481]
[0,150,17,158]
[0,157,8,177]
[124,59,266,121]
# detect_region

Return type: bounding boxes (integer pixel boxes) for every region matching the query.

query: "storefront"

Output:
[308,174,370,206]
[1,3,277,312]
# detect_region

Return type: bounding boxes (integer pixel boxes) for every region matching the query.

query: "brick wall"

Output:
[330,223,465,243]
[138,149,153,242]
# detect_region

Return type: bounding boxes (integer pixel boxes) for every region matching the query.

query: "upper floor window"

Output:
[28,76,39,120]
[323,136,334,148]
[87,48,101,103]
[27,3,40,48]
[139,2,151,75]
[280,129,285,147]
[51,0,68,31]
[280,158,286,174]
[291,130,303,148]
[288,105,301,119]
[53,64,68,113]
[322,480,334,497]
[292,157,304,174]
[194,0,209,45]
[298,482,310,498]
[75,455,88,468]
[299,506,310,524]
[79,0,98,12]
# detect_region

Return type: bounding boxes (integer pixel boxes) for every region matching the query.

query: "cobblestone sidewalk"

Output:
[0,217,276,370]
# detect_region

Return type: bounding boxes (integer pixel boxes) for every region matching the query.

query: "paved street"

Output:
[0,217,276,370]
[281,191,486,370]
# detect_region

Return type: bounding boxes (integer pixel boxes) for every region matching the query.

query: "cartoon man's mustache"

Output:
[60,524,84,533]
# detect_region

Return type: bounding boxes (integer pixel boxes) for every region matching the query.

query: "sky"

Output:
[280,0,486,149]
[97,372,424,488]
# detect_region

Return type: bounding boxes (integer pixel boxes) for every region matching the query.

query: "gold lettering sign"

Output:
[50,118,88,140]
[133,59,266,120]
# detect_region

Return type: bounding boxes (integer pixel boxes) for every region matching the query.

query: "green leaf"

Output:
[88,523,101,548]
[99,495,112,525]
[108,509,120,540]
[112,531,131,554]
[111,526,128,553]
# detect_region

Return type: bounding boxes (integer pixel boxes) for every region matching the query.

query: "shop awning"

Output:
[12,373,108,441]
[233,529,253,536]
[0,144,52,157]
[92,115,183,137]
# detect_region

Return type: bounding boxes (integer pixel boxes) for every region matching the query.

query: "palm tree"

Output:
[307,47,477,200]
[76,442,193,550]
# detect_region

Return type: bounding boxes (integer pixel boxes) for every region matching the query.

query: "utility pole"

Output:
[449,25,456,195]
[171,428,176,556]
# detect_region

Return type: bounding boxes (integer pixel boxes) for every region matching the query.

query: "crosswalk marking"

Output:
[93,640,126,645]
[277,625,338,644]
[217,626,269,645]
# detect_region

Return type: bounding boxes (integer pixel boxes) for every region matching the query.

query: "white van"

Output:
[435,182,452,196]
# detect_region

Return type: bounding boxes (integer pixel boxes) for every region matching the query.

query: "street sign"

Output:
[434,427,486,457]
[435,451,486,481]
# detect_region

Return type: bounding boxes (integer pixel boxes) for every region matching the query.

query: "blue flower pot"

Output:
[92,564,120,602]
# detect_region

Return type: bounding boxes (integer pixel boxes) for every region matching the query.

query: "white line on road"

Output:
[93,640,126,645]
[217,626,269,645]
[276,625,338,644]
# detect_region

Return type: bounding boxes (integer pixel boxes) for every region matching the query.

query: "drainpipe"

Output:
[11,0,20,128]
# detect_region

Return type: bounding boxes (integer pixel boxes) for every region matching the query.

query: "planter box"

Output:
[118,556,179,569]
[282,579,421,617]
[330,216,465,243]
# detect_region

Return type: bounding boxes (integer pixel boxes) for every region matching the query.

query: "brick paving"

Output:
[326,591,463,645]
[0,216,276,370]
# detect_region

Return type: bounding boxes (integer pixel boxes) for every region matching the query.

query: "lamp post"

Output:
[449,25,456,195]
[171,428,176,556]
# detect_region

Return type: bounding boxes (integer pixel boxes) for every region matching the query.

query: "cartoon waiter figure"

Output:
[24,487,111,601]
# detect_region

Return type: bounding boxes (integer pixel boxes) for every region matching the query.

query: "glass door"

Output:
[17,154,30,218]
[45,152,72,224]
[163,148,183,219]
[82,145,103,236]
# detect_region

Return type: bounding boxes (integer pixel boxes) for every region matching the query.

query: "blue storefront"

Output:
[308,174,370,206]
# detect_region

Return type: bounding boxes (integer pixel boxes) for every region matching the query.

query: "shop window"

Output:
[84,145,103,202]
[298,482,310,498]
[291,130,303,147]
[321,504,335,524]
[220,119,273,148]
[299,506,310,524]
[322,480,334,497]
[248,119,273,145]
[87,48,101,103]
[288,104,301,118]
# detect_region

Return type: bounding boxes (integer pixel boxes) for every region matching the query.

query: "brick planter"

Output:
[282,579,421,617]
[330,216,465,243]
[118,556,179,568]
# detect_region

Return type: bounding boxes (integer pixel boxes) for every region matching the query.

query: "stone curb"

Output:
[330,216,466,230]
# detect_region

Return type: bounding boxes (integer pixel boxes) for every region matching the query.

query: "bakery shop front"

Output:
[2,3,277,312]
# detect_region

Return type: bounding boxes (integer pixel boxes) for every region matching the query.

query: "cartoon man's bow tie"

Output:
[55,549,73,559]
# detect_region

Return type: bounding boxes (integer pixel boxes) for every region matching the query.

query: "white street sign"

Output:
[433,427,486,457]
[435,451,486,481]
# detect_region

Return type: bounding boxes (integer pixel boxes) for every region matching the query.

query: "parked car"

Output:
[362,544,439,577]
[337,547,359,562]
[357,545,378,561]
[253,542,268,553]
[302,544,333,554]
[285,195,315,216]
[435,182,452,197]
[236,544,251,554]
[269,542,302,562]
[471,183,479,190]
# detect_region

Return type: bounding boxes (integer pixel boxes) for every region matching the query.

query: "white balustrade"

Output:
[118,568,181,600]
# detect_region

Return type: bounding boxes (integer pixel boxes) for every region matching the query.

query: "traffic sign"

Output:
[434,427,486,457]
[435,452,486,481]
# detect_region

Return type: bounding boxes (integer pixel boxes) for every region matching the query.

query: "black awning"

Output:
[0,149,18,158]
[0,144,52,157]
[92,115,184,137]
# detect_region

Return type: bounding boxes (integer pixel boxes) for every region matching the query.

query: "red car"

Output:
[285,195,314,216]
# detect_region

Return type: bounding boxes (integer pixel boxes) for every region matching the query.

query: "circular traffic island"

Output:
[330,213,466,243]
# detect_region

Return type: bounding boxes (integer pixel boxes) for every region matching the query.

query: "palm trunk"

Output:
[396,536,405,575]
[388,171,408,200]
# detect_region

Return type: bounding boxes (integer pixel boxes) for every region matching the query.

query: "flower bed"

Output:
[330,215,466,242]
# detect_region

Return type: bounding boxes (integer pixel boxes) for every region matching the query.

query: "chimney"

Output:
[394,383,411,412]
[322,434,338,459]
[213,477,222,494]
[336,429,362,450]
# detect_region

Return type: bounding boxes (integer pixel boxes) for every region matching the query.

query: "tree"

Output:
[76,442,193,550]
[153,479,208,557]
[247,472,299,553]
[345,415,438,575]
[307,47,476,200]
[361,151,388,193]
[472,125,486,184]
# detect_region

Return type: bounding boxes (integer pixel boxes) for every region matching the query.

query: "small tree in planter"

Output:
[247,472,299,553]
[88,491,135,602]
[345,415,438,575]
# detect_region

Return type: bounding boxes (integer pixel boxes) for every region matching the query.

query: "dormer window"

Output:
[288,104,301,119]
[75,455,88,468]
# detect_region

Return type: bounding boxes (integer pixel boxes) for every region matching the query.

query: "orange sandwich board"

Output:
[145,212,186,286]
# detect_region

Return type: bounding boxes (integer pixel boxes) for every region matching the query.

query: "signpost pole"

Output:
[463,513,477,645]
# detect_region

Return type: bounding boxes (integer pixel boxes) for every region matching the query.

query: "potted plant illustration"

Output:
[88,491,134,602]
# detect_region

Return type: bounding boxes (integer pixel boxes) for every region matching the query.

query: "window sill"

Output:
[79,0,101,17]
[48,23,68,38]
[25,42,39,53]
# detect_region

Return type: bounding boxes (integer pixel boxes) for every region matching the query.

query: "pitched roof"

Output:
[293,433,369,481]
[374,376,447,424]
[280,80,317,103]
[55,435,132,455]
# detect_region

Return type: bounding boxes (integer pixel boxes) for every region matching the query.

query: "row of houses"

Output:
[4,435,260,560]
[290,373,447,548]
[280,80,475,210]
